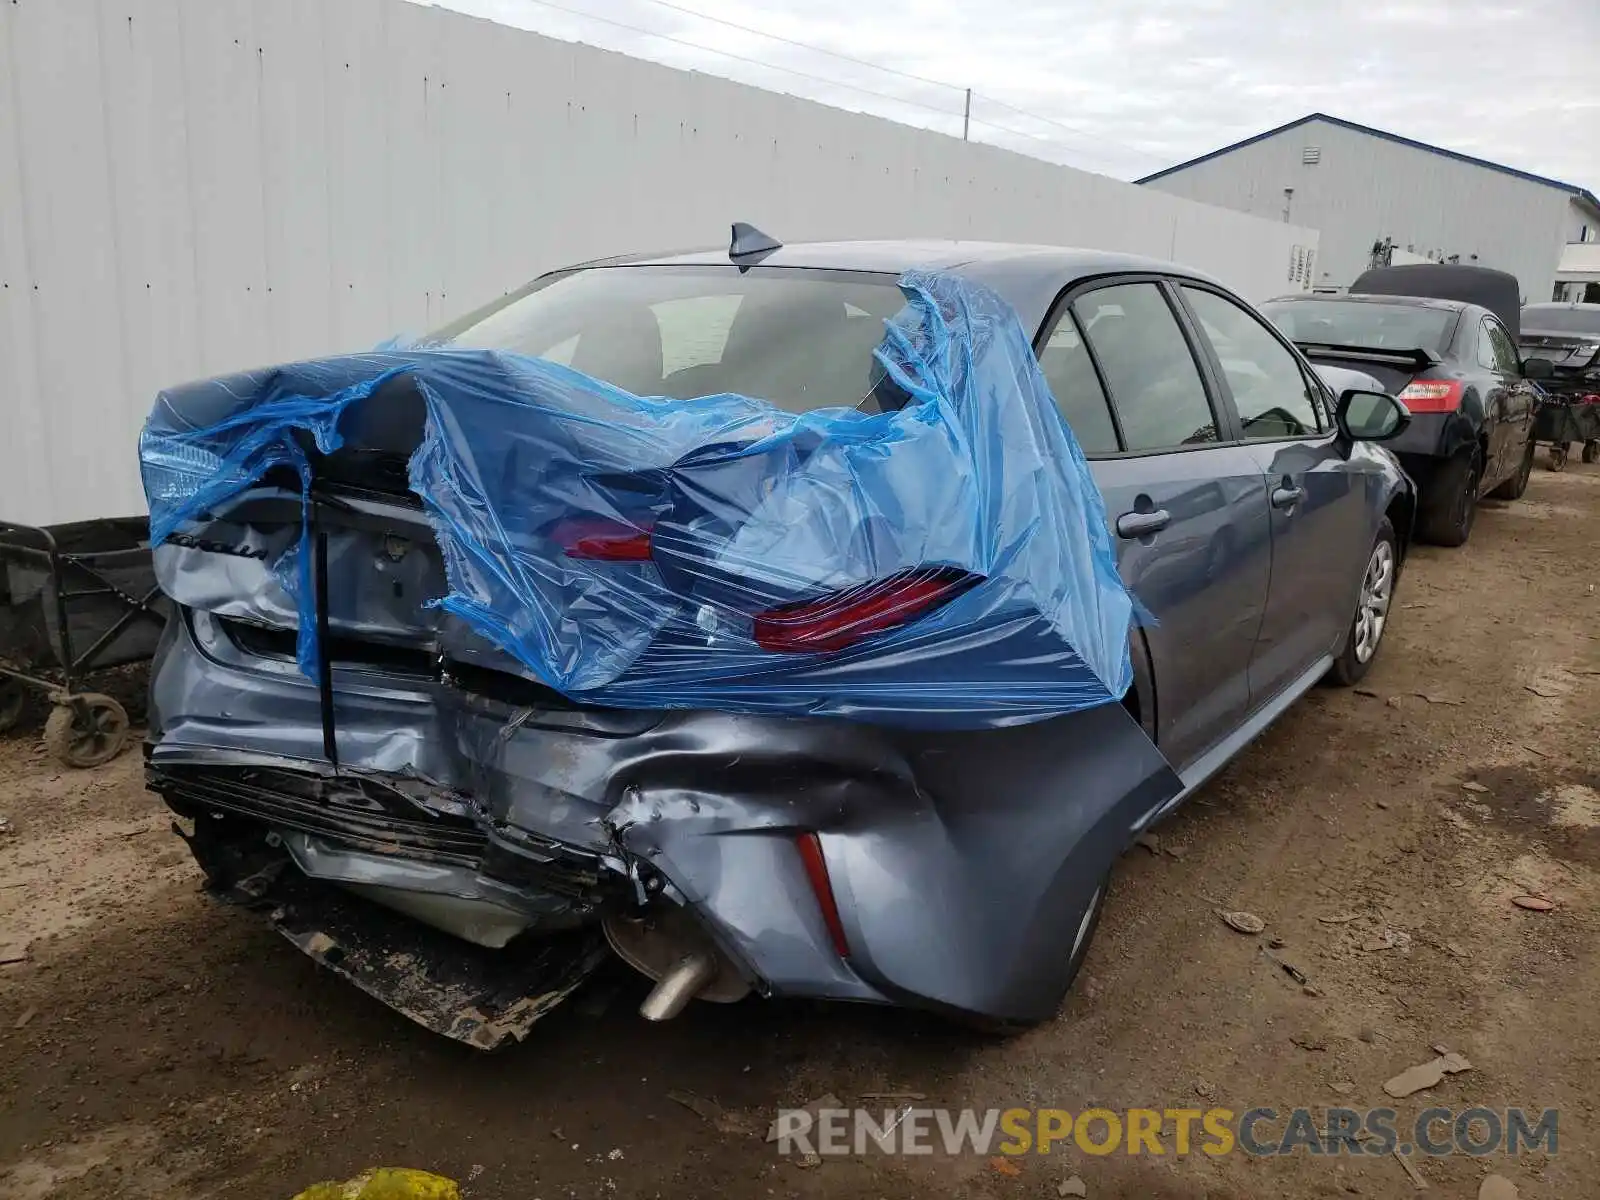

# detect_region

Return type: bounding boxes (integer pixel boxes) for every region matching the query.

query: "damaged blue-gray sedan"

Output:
[138,230,1415,1048]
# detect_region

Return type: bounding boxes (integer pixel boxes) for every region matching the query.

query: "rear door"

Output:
[1484,315,1536,467]
[1037,279,1272,772]
[1473,316,1518,484]
[1177,284,1367,701]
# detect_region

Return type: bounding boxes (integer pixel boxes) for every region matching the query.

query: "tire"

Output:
[1489,435,1536,501]
[1417,448,1480,547]
[1584,441,1599,465]
[1549,445,1569,472]
[0,678,25,734]
[960,873,1109,1036]
[44,693,130,768]
[1327,519,1398,686]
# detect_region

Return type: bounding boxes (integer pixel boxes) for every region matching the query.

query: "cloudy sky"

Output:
[421,0,1599,187]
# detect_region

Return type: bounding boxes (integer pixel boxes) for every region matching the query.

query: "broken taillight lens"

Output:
[1395,380,1463,413]
[551,517,654,561]
[795,832,849,959]
[753,567,978,654]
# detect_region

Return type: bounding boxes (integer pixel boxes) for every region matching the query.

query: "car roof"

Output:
[571,239,1231,335]
[1263,293,1471,313]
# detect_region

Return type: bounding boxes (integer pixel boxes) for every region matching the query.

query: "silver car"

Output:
[144,240,1414,1046]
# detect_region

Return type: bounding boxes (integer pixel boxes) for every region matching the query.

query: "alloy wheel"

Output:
[1353,541,1394,664]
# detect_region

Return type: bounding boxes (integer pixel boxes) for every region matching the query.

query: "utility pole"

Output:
[963,89,971,141]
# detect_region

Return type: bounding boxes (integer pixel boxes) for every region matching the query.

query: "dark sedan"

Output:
[1260,291,1548,546]
[1520,302,1600,398]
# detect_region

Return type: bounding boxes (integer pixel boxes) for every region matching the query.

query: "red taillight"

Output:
[551,517,653,561]
[796,833,849,959]
[753,567,977,654]
[1396,380,1463,413]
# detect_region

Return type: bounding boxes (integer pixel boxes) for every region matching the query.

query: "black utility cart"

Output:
[0,518,168,767]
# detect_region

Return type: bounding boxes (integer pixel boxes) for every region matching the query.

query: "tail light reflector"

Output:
[753,566,977,654]
[795,833,849,959]
[551,517,654,561]
[1396,380,1463,413]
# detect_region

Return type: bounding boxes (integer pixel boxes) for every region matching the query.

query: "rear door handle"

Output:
[1115,509,1171,538]
[1271,485,1305,510]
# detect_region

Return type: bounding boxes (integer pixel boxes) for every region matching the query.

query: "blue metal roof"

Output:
[1135,113,1600,214]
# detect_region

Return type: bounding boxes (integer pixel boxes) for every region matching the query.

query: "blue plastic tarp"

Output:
[140,270,1135,728]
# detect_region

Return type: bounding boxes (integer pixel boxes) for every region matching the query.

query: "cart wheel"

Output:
[1585,441,1600,465]
[44,694,130,768]
[0,679,24,734]
[1549,445,1569,472]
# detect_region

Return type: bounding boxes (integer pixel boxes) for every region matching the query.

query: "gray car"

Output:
[144,240,1415,1046]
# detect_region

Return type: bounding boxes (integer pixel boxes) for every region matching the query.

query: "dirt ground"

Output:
[2,463,1598,1200]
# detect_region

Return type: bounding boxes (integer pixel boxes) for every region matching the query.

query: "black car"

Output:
[1519,302,1600,398]
[1260,267,1551,546]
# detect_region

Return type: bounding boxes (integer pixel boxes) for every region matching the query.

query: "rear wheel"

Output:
[1327,519,1398,686]
[1584,440,1599,465]
[1417,448,1480,546]
[1490,435,1536,500]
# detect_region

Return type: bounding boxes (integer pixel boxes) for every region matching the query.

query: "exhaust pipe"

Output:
[638,951,719,1021]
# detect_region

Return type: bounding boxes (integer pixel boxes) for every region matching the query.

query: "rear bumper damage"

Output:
[148,608,1179,1045]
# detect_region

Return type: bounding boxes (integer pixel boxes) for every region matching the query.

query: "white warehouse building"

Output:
[1137,113,1600,304]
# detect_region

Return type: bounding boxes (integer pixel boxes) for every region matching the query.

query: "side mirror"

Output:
[1337,388,1410,442]
[1522,356,1555,380]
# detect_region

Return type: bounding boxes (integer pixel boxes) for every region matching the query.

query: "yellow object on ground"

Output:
[292,1167,462,1200]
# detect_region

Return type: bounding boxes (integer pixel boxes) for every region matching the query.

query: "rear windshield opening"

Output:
[1520,305,1600,336]
[425,266,911,415]
[1259,299,1456,357]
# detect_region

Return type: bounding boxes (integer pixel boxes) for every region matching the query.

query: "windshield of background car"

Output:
[423,266,911,414]
[1520,305,1600,335]
[1258,299,1456,357]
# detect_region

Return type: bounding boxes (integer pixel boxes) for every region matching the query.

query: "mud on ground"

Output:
[2,464,1598,1199]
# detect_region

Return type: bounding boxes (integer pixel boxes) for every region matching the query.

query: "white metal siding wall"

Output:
[1145,119,1571,300]
[0,0,1317,526]
[1566,198,1600,244]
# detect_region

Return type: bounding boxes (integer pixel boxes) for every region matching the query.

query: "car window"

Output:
[1485,318,1521,373]
[654,295,744,375]
[1035,310,1121,454]
[427,266,908,413]
[1476,321,1501,370]
[1520,304,1600,335]
[1183,287,1321,438]
[1258,298,1456,357]
[1074,284,1217,451]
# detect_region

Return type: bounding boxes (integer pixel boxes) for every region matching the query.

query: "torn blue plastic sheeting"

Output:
[139,270,1135,729]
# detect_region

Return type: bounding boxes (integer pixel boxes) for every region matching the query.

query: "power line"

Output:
[620,0,1160,162]
[624,0,965,100]
[498,0,1156,169]
[965,113,1118,163]
[976,94,1165,163]
[506,0,970,124]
